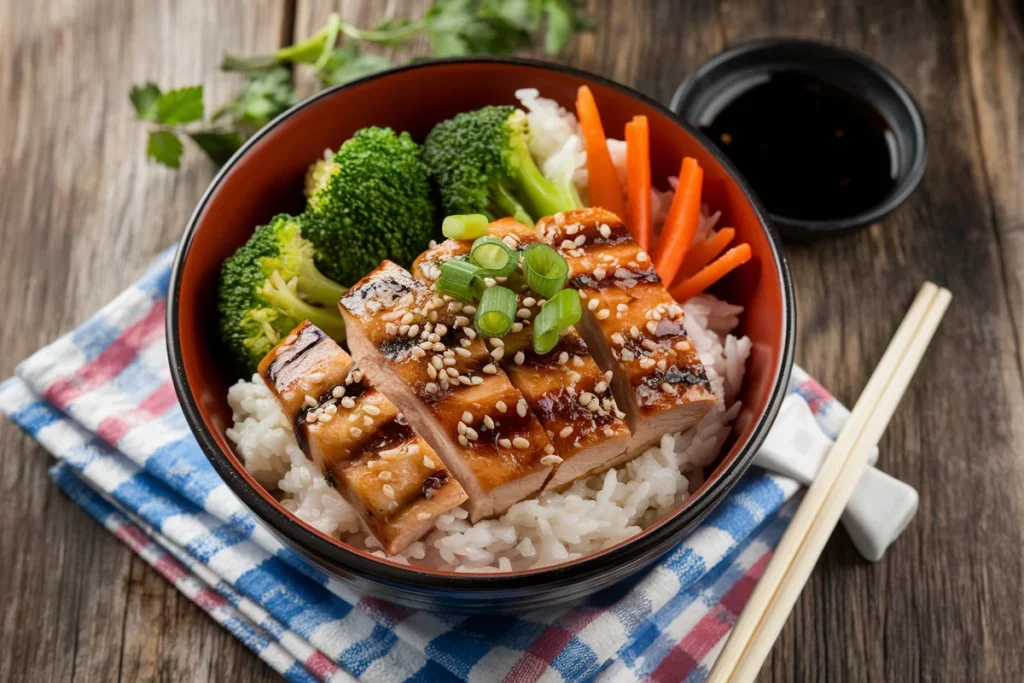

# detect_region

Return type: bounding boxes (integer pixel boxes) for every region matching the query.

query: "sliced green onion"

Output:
[442,214,490,240]
[522,244,569,299]
[470,236,518,276]
[533,289,582,354]
[435,259,484,302]
[475,285,517,338]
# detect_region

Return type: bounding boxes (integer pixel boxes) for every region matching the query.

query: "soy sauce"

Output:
[700,73,898,222]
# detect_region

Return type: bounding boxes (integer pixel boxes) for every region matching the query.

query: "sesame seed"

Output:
[462,411,474,423]
[455,347,472,358]
[463,305,477,315]
[498,438,512,448]
[647,321,660,334]
[512,437,530,449]
[378,470,392,481]
[597,309,610,320]
[522,297,536,307]
[443,357,457,367]
[324,403,338,415]
[458,375,472,385]
[465,428,479,441]
[471,376,483,385]
[503,235,519,248]
[511,322,524,333]
[572,355,585,367]
[432,342,446,352]
[408,444,420,455]
[401,313,414,325]
[630,326,641,338]
[464,327,477,339]
[483,415,495,429]
[657,359,667,371]
[435,324,447,336]
[490,337,504,347]
[425,382,439,394]
[332,386,345,398]
[516,308,532,319]
[423,456,435,468]
[427,365,437,379]
[574,234,586,246]
[636,251,649,262]
[417,512,431,521]
[407,324,420,337]
[587,298,599,311]
[399,324,410,336]
[605,370,614,381]
[385,322,398,336]
[662,382,678,395]
[495,400,508,413]
[675,341,688,351]
[446,367,459,377]
[350,427,362,437]
[561,239,576,249]
[366,300,382,313]
[382,484,395,499]
[363,415,373,426]
[457,421,467,435]
[479,363,495,375]
[558,352,569,365]
[514,351,525,365]
[458,434,469,447]
[621,349,635,361]
[593,267,607,279]
[491,347,505,361]
[541,454,563,466]
[318,413,331,423]
[611,332,625,345]
[617,303,628,312]
[341,397,355,409]
[559,426,574,438]
[517,399,528,417]
[640,358,656,369]
[579,392,595,405]
[411,346,426,358]
[303,395,317,408]
[595,381,608,393]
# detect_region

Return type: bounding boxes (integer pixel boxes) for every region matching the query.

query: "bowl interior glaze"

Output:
[170,58,793,581]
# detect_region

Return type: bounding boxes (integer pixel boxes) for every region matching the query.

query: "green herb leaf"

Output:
[130,82,162,121]
[231,69,298,130]
[320,45,393,86]
[147,131,184,168]
[189,130,245,165]
[155,86,204,125]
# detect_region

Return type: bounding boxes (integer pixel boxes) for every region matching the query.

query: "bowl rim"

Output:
[167,55,796,590]
[670,37,929,238]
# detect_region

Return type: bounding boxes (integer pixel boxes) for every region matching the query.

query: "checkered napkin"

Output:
[0,248,851,683]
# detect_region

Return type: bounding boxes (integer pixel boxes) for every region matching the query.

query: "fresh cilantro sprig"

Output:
[133,0,590,169]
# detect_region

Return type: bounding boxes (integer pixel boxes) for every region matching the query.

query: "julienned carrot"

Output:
[576,85,627,219]
[651,157,702,284]
[625,116,652,251]
[669,243,752,303]
[673,227,736,283]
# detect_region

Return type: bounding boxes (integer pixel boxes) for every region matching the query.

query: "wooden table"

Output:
[2,1,1021,680]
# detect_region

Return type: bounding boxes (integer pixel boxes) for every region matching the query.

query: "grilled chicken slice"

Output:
[537,208,716,454]
[258,321,467,554]
[339,261,555,520]
[412,219,632,489]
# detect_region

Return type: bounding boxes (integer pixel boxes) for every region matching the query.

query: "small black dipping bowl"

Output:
[671,39,928,241]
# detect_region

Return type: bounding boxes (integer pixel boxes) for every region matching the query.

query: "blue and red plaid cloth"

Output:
[0,249,850,682]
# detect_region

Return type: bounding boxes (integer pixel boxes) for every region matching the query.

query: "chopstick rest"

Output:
[754,394,919,561]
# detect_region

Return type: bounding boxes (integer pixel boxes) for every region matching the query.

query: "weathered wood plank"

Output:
[0,1,288,681]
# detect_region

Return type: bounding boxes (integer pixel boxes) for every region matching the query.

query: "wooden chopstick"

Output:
[708,282,952,683]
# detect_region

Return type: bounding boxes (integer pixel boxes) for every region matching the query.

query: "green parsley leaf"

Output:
[230,69,298,130]
[189,131,245,165]
[155,86,204,125]
[320,45,393,86]
[147,131,184,168]
[129,82,162,121]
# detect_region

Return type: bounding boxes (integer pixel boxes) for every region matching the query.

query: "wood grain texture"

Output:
[0,0,1021,681]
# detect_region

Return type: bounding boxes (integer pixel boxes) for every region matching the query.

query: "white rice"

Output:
[224,90,751,572]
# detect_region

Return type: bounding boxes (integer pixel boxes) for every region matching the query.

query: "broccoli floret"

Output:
[218,214,346,373]
[423,105,582,226]
[302,127,435,284]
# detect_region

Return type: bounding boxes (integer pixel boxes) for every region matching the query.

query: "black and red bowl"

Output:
[167,57,795,613]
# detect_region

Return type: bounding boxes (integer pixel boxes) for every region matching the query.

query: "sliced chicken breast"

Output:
[412,219,632,489]
[339,262,554,521]
[537,208,717,454]
[258,321,467,554]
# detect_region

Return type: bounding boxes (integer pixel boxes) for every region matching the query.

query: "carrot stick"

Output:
[673,227,736,284]
[651,157,702,284]
[576,85,627,219]
[625,116,652,251]
[669,243,752,302]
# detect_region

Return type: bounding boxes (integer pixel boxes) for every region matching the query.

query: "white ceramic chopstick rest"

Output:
[754,394,919,562]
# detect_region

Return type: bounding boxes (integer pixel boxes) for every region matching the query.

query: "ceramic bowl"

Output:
[167,57,795,613]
